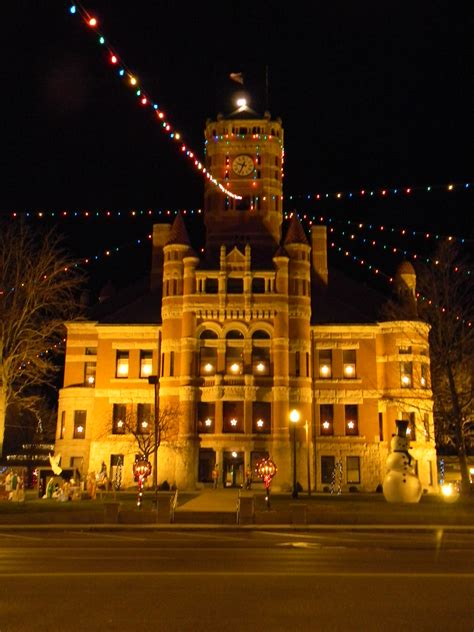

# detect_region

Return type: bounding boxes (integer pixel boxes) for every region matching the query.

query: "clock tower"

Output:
[203,105,284,260]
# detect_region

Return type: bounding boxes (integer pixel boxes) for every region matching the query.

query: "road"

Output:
[0,527,472,631]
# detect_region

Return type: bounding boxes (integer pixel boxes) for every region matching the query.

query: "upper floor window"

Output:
[402,412,416,441]
[226,347,243,375]
[252,346,271,376]
[199,347,217,376]
[140,351,153,378]
[223,402,244,433]
[227,277,243,294]
[398,345,412,355]
[343,349,356,379]
[420,364,429,388]
[197,402,214,434]
[85,346,97,356]
[252,277,265,293]
[84,361,96,386]
[73,410,86,439]
[137,404,152,434]
[320,404,334,436]
[252,402,271,434]
[59,411,66,439]
[116,351,129,378]
[205,278,219,294]
[345,405,359,436]
[112,404,126,434]
[318,349,332,378]
[400,362,413,388]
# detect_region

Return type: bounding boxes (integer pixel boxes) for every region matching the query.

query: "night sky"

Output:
[1,1,472,291]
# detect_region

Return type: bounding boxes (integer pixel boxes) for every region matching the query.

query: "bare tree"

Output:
[0,220,84,457]
[416,240,474,494]
[382,240,473,494]
[110,403,180,466]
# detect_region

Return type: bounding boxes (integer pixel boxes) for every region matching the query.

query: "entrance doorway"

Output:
[223,451,244,488]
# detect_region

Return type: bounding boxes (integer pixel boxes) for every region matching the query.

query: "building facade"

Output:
[55,107,437,492]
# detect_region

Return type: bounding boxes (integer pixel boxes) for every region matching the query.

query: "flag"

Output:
[230,72,244,85]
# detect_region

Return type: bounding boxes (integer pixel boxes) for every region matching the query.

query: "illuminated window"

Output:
[140,351,153,378]
[343,349,356,379]
[318,349,332,378]
[226,346,243,375]
[223,402,244,433]
[398,345,412,354]
[73,410,86,439]
[112,404,126,434]
[137,404,151,434]
[252,346,271,376]
[199,346,217,376]
[84,361,96,386]
[319,404,334,435]
[116,351,129,378]
[345,405,359,436]
[347,456,361,484]
[402,412,416,441]
[421,364,429,388]
[197,402,214,434]
[400,362,413,388]
[252,402,271,433]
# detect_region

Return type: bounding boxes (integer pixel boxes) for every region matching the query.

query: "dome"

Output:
[397,260,416,276]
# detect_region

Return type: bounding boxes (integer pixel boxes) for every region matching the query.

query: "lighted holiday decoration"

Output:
[255,457,277,508]
[66,2,241,201]
[330,459,343,495]
[133,458,152,508]
[113,456,123,491]
[383,419,422,503]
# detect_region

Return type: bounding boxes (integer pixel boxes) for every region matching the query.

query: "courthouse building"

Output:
[55,105,437,492]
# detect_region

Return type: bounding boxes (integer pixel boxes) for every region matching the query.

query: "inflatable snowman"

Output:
[383,419,422,503]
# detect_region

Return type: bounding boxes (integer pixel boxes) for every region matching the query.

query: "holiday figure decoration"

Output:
[383,419,422,503]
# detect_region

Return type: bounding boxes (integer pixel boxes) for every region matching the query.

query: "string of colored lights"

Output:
[287,181,472,202]
[66,3,241,201]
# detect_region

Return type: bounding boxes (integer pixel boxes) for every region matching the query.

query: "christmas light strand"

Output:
[66,3,241,200]
[287,181,472,202]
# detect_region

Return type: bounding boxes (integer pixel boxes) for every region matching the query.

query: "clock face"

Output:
[232,154,254,176]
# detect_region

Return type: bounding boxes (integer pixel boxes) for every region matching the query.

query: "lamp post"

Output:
[148,375,159,510]
[289,409,300,499]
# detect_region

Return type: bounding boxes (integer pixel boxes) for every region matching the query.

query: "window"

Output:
[320,404,334,435]
[252,402,271,433]
[197,402,214,434]
[140,351,153,378]
[402,412,416,441]
[199,347,217,376]
[169,351,175,377]
[226,346,243,375]
[59,411,65,439]
[116,351,129,378]
[423,413,431,441]
[295,351,300,377]
[321,456,335,484]
[137,404,151,434]
[378,412,384,441]
[318,349,332,378]
[345,405,359,436]
[347,456,361,484]
[84,361,96,386]
[420,363,429,388]
[223,402,244,433]
[227,277,243,293]
[112,404,126,434]
[85,347,97,356]
[399,345,412,354]
[343,349,356,378]
[73,410,86,439]
[198,448,216,483]
[400,362,413,387]
[205,278,218,294]
[252,346,271,376]
[252,278,265,293]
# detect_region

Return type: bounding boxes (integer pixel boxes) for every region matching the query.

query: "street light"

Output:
[289,409,300,499]
[148,375,159,510]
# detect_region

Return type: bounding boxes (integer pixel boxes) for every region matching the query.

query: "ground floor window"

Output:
[346,456,361,484]
[198,448,216,483]
[321,455,335,484]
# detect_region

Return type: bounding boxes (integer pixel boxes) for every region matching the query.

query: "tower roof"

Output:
[166,212,191,246]
[283,214,309,246]
[397,260,416,275]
